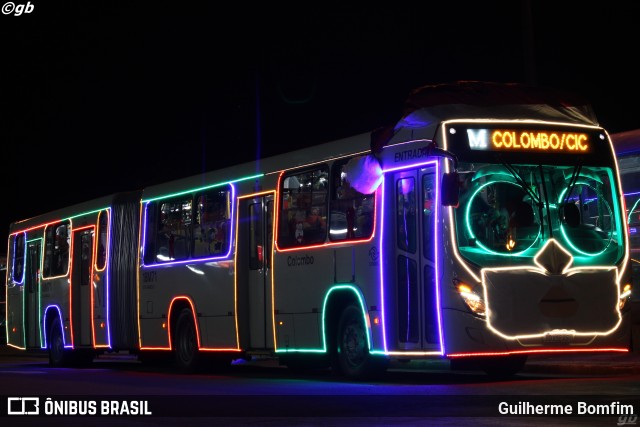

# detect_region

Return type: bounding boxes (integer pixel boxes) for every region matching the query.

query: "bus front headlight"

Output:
[456,282,486,316]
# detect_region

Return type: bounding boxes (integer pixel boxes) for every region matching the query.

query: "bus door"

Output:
[389,165,440,351]
[246,195,274,350]
[24,240,41,348]
[71,228,94,347]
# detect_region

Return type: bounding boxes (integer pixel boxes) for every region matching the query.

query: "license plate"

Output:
[543,333,574,343]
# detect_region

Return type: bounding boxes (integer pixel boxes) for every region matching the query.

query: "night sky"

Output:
[2,2,640,246]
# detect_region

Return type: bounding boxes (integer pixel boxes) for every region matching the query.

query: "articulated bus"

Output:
[4,82,633,378]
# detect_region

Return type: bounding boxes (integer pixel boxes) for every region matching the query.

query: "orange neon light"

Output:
[10,220,60,236]
[167,297,200,350]
[491,130,589,152]
[157,296,242,352]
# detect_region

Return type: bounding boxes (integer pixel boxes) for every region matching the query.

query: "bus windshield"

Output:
[454,162,625,268]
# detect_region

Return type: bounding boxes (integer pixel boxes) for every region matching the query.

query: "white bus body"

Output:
[5,83,633,378]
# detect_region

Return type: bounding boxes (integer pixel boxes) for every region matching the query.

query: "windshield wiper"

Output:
[538,165,554,239]
[501,161,545,239]
[562,161,583,206]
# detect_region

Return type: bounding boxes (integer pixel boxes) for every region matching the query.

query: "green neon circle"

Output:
[557,182,613,257]
[628,198,640,224]
[464,180,539,256]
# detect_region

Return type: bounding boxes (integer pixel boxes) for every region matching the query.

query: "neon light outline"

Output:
[4,237,10,347]
[464,180,540,256]
[42,305,71,349]
[42,220,72,280]
[628,198,640,224]
[557,182,615,257]
[447,347,628,358]
[141,174,261,203]
[440,118,629,282]
[379,159,444,356]
[274,170,377,253]
[23,238,44,349]
[440,120,628,356]
[379,178,388,352]
[480,238,622,340]
[93,209,111,348]
[163,296,240,352]
[236,190,276,352]
[140,184,236,267]
[274,284,371,354]
[12,232,26,285]
[72,224,97,347]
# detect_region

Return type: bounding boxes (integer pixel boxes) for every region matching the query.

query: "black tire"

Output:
[173,309,201,373]
[48,318,70,367]
[335,305,388,380]
[481,355,527,379]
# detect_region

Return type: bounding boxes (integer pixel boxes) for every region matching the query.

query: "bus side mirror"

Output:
[441,172,459,207]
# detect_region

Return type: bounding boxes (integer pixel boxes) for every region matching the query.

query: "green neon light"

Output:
[628,198,640,224]
[274,284,372,354]
[557,181,614,257]
[323,284,372,351]
[67,208,109,220]
[471,170,517,182]
[608,169,625,261]
[464,180,539,256]
[143,174,263,203]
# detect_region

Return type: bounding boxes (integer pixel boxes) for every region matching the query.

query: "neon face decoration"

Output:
[464,180,540,256]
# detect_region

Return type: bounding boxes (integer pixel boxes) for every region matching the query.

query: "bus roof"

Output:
[384,81,600,148]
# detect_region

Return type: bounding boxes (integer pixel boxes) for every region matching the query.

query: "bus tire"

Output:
[48,317,70,367]
[336,305,387,380]
[173,308,201,373]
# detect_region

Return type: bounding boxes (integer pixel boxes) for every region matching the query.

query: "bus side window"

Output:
[53,223,70,276]
[329,159,374,241]
[12,233,25,283]
[40,221,71,278]
[279,167,329,248]
[193,186,232,258]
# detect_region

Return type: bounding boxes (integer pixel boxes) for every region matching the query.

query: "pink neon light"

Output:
[67,224,95,348]
[379,159,444,355]
[448,348,629,357]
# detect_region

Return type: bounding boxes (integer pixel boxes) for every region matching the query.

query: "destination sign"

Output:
[467,129,591,153]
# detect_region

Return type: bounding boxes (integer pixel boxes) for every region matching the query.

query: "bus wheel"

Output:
[336,305,387,380]
[48,318,69,367]
[173,309,201,373]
